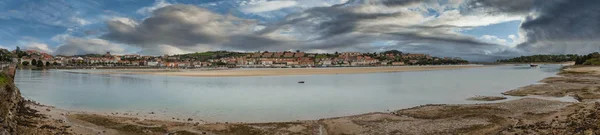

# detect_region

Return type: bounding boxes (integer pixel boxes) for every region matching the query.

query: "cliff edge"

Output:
[0,66,67,135]
[0,65,22,134]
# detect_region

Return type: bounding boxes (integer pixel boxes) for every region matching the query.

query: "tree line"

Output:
[21,59,56,67]
[496,54,580,63]
[496,52,600,65]
[575,52,600,65]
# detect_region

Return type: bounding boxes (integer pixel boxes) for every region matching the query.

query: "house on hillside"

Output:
[392,61,405,66]
[273,52,284,58]
[252,53,262,58]
[340,52,361,56]
[294,52,305,57]
[262,52,273,58]
[147,61,159,66]
[283,52,294,58]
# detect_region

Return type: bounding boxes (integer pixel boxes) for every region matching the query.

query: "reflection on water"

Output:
[16,65,562,122]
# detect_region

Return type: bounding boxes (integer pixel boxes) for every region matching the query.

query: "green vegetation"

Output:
[315,54,327,59]
[0,48,13,61]
[496,54,579,63]
[36,60,43,67]
[383,50,402,55]
[21,61,29,66]
[0,72,8,85]
[497,52,600,66]
[31,59,37,66]
[15,46,27,58]
[576,52,600,65]
[71,54,104,57]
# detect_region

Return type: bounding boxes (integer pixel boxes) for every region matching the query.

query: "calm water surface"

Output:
[15,65,561,122]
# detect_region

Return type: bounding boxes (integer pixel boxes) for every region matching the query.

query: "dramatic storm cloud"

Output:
[516,0,600,54]
[251,0,518,61]
[101,0,522,61]
[462,0,600,55]
[102,4,284,54]
[464,0,535,15]
[2,0,598,61]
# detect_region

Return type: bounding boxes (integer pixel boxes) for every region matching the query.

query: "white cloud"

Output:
[240,0,298,13]
[109,17,139,28]
[137,0,172,15]
[138,44,191,55]
[100,1,526,61]
[479,35,508,45]
[295,0,347,8]
[55,38,125,55]
[103,5,282,54]
[51,34,72,42]
[24,42,54,54]
[508,34,517,42]
[425,10,522,27]
[70,17,91,26]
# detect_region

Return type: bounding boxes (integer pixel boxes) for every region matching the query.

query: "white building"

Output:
[147,61,159,66]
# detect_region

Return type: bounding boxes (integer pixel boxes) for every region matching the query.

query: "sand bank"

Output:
[85,65,484,77]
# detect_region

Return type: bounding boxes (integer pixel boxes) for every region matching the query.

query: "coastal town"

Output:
[4,48,468,68]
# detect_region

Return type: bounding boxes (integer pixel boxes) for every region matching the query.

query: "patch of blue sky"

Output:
[0,19,65,47]
[370,40,398,47]
[461,20,521,39]
[426,8,440,17]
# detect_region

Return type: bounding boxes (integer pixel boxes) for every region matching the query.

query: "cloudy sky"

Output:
[0,0,597,61]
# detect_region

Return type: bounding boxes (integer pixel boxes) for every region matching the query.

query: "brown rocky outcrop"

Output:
[0,65,22,134]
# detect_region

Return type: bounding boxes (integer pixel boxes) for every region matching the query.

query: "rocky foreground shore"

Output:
[4,66,600,134]
[0,66,70,134]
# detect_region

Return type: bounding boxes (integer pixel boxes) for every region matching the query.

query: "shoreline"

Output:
[14,65,600,134]
[481,61,576,65]
[65,65,485,77]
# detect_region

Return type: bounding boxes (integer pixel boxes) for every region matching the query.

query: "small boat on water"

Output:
[298,81,305,84]
[530,64,539,68]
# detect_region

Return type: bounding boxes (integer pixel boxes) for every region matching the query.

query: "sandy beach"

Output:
[82,65,484,77]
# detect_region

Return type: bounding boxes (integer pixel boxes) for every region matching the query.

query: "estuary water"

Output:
[15,65,561,122]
